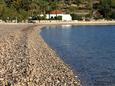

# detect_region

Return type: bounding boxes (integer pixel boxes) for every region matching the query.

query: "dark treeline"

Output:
[0,0,115,22]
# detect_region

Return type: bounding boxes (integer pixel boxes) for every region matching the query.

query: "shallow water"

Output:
[40,25,115,86]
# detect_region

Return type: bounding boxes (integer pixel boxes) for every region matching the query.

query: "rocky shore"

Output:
[0,24,81,86]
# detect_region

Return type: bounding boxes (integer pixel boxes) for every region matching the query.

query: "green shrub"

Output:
[50,16,54,20]
[70,14,82,20]
[38,16,46,20]
[50,16,62,20]
[111,0,115,8]
[110,12,115,19]
[1,7,28,22]
[55,16,62,20]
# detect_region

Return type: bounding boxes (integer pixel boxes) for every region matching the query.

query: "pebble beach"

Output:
[0,24,81,86]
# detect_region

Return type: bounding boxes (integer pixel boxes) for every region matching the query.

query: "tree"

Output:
[99,0,111,19]
[74,0,81,6]
[28,2,39,17]
[90,0,93,18]
[4,0,12,7]
[0,5,5,18]
[21,0,32,11]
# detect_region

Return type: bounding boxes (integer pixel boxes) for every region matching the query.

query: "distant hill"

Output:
[0,0,115,21]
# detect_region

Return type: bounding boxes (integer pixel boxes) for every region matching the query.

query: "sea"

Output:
[40,25,115,86]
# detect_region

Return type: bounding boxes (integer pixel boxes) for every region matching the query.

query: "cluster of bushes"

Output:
[50,16,62,20]
[111,0,115,8]
[110,12,115,19]
[30,16,46,20]
[70,14,91,20]
[70,14,82,20]
[0,6,28,22]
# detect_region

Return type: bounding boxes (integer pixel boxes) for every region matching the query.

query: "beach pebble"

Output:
[0,25,81,86]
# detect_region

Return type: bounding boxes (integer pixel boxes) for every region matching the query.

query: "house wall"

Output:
[46,14,72,21]
[62,14,72,21]
[46,14,63,19]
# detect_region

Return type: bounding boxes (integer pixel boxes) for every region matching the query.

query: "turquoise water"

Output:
[40,25,115,86]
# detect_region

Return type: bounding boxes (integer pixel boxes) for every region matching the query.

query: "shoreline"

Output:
[1,20,115,26]
[36,20,115,25]
[0,24,81,86]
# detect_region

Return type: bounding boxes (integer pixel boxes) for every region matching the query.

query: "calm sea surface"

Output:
[40,25,115,86]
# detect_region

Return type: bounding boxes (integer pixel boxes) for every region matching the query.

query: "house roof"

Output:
[49,10,64,14]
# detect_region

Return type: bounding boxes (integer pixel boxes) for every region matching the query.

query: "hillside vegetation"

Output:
[0,0,115,22]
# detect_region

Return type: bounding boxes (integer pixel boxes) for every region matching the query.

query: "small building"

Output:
[62,14,72,21]
[46,10,72,21]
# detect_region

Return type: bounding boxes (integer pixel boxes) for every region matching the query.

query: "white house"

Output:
[62,14,72,21]
[46,10,72,21]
